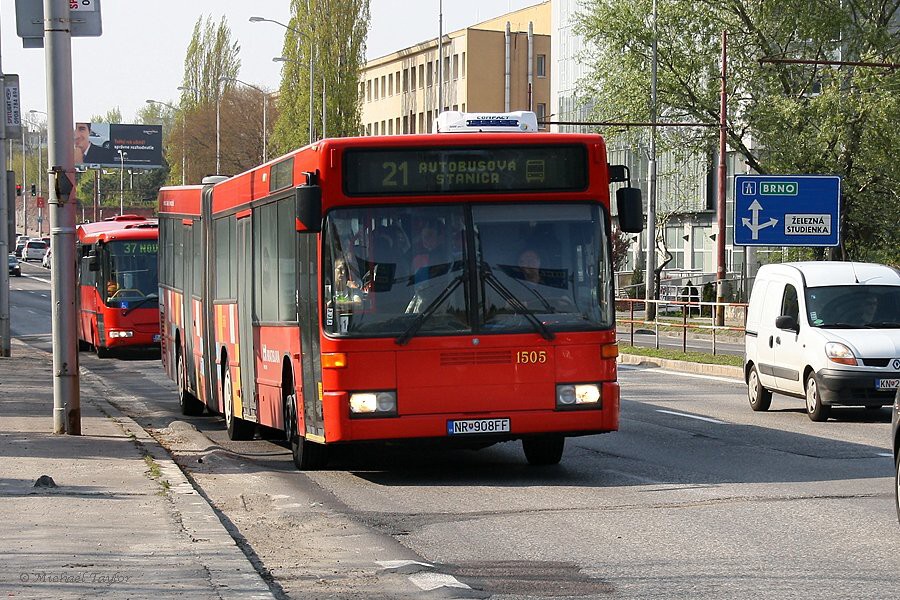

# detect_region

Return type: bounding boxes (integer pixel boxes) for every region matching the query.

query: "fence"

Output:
[615,297,748,355]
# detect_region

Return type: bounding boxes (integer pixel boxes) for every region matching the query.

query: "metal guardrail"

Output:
[615,297,748,355]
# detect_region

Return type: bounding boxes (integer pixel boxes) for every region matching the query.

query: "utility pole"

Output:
[644,0,658,321]
[44,0,80,434]
[715,30,727,326]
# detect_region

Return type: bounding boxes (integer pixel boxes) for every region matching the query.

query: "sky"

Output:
[1,0,540,124]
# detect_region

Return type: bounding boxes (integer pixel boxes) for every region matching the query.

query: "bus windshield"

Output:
[323,203,613,338]
[103,240,159,308]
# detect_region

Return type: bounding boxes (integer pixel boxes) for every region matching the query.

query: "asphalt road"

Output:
[9,265,900,599]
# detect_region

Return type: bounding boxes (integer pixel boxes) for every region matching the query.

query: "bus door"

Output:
[298,234,324,439]
[181,223,196,391]
[201,187,219,408]
[237,217,257,420]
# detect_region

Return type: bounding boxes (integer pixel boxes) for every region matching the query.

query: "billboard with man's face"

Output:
[75,122,163,169]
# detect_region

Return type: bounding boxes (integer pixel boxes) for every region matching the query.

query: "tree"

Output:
[576,0,900,264]
[272,0,370,153]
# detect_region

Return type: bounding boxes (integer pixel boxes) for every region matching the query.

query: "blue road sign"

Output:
[734,175,840,247]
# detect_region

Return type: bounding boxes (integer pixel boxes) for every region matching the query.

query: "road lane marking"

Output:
[24,274,51,283]
[656,409,726,424]
[408,572,471,591]
[878,453,893,458]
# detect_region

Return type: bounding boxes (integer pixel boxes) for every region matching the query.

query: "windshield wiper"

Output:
[867,321,900,328]
[481,265,554,341]
[123,294,159,316]
[396,275,465,346]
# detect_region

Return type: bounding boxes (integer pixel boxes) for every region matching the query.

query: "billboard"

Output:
[75,122,163,169]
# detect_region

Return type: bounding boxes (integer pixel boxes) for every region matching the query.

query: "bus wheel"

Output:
[177,352,205,416]
[78,338,91,352]
[283,389,328,471]
[223,361,254,441]
[522,435,565,466]
[96,344,112,359]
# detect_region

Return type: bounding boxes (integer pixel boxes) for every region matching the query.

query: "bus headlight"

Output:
[109,330,134,339]
[349,391,397,416]
[556,384,601,408]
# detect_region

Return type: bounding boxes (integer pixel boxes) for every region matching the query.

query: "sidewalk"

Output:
[0,341,274,599]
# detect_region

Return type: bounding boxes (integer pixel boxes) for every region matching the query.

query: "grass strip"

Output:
[619,345,743,368]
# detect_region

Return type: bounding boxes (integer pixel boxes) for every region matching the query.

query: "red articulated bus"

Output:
[76,215,160,357]
[157,111,644,470]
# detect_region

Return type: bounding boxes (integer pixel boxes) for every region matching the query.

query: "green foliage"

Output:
[181,15,241,106]
[576,0,900,264]
[272,0,370,153]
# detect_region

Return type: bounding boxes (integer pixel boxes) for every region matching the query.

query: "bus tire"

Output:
[78,338,91,352]
[223,359,254,441]
[522,435,565,466]
[283,385,328,471]
[177,351,205,416]
[96,344,112,359]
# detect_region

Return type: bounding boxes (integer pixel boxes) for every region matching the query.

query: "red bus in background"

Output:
[157,111,644,470]
[76,215,160,357]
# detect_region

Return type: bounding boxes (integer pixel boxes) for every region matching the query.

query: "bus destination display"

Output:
[343,145,587,196]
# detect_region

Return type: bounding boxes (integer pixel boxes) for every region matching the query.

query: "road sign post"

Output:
[734,175,841,247]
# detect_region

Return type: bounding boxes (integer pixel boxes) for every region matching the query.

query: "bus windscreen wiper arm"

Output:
[396,275,465,346]
[123,294,159,316]
[481,267,554,341]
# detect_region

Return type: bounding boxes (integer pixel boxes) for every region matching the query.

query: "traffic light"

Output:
[15,184,21,196]
[30,183,36,197]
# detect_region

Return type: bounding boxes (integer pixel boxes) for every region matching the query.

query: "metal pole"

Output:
[322,75,326,139]
[181,114,186,184]
[262,95,267,162]
[216,85,221,174]
[644,0,658,321]
[118,150,125,214]
[309,38,315,141]
[44,0,80,434]
[716,30,727,326]
[0,40,11,358]
[93,168,98,221]
[21,122,26,236]
[438,0,443,113]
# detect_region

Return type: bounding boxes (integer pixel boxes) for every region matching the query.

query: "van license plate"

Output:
[447,418,510,435]
[876,379,900,390]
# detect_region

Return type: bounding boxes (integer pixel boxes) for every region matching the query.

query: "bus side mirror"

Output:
[616,187,644,233]
[295,185,322,233]
[87,252,100,272]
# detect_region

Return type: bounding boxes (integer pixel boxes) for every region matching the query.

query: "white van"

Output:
[744,262,900,421]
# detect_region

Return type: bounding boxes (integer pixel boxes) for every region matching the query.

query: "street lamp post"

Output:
[146,99,186,185]
[251,16,316,143]
[219,77,269,163]
[117,149,128,214]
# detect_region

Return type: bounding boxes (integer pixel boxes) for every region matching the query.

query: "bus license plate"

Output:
[876,378,900,390]
[447,418,510,435]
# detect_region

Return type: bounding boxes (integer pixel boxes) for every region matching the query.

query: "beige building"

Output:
[360,2,551,136]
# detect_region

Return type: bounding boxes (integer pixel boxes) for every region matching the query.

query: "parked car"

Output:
[745,261,900,421]
[41,246,52,269]
[8,254,21,277]
[41,236,51,248]
[14,242,25,258]
[22,240,48,262]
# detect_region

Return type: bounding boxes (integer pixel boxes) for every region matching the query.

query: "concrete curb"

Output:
[618,353,744,380]
[77,363,277,600]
